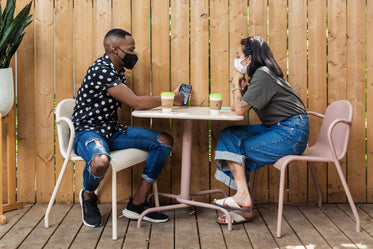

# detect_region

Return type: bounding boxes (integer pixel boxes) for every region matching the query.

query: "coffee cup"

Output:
[161,92,175,113]
[209,93,223,114]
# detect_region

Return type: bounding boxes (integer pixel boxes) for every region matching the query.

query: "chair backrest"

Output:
[315,100,353,160]
[56,98,76,159]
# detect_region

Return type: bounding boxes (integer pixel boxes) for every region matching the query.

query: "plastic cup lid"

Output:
[209,93,223,99]
[161,92,175,97]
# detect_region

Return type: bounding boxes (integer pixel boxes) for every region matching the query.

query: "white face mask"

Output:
[234,57,249,74]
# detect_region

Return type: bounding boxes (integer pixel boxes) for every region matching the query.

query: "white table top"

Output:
[132,106,244,121]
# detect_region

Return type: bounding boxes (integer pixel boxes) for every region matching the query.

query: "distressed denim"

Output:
[73,127,172,193]
[214,115,309,190]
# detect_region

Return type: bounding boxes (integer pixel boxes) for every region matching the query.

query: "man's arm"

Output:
[106,84,161,110]
[107,83,185,110]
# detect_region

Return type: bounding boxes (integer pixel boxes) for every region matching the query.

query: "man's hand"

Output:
[173,83,185,106]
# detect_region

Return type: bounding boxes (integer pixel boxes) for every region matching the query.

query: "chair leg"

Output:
[45,158,70,228]
[112,170,118,240]
[334,161,360,233]
[277,167,286,238]
[309,163,322,207]
[152,181,160,207]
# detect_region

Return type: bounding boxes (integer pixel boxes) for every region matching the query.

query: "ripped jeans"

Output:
[73,127,172,193]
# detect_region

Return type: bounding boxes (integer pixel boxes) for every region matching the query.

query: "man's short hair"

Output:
[104,29,132,40]
[104,29,132,53]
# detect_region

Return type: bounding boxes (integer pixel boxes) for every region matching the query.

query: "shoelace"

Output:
[84,199,99,215]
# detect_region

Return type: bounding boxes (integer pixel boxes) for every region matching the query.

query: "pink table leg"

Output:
[137,119,232,230]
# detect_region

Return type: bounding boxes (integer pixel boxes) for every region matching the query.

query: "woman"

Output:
[213,36,309,225]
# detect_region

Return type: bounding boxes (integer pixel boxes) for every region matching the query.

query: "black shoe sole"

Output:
[122,208,168,223]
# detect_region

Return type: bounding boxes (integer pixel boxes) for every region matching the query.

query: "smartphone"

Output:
[179,84,192,105]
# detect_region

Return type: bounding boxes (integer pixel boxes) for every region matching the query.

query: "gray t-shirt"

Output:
[241,66,307,126]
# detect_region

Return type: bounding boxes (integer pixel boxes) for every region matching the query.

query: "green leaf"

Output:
[0,0,33,68]
[1,0,15,33]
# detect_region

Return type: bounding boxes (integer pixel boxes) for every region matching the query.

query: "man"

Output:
[72,28,184,227]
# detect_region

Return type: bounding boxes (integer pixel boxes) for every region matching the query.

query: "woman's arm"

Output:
[230,71,252,115]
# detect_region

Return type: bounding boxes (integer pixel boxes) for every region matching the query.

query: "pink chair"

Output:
[253,100,360,238]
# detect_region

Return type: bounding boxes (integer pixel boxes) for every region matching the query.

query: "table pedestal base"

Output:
[137,119,233,230]
[138,189,232,231]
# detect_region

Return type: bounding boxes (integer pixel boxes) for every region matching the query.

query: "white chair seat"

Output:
[110,149,149,172]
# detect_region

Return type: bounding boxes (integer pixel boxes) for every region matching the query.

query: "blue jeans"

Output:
[73,127,172,193]
[214,115,309,190]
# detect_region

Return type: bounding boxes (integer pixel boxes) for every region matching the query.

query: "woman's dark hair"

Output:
[241,36,284,79]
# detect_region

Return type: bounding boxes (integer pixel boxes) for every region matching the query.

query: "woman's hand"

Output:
[232,69,245,82]
[239,77,249,89]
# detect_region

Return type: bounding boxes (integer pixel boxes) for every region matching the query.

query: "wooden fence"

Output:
[1,0,372,204]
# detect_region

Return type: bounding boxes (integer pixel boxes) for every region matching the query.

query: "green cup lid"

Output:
[161,92,175,97]
[209,93,223,98]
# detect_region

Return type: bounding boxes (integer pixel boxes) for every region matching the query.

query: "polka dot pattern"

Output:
[72,54,128,139]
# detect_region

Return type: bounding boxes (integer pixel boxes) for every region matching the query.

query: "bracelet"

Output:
[231,87,242,94]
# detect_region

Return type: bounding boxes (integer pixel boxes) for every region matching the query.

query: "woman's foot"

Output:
[213,196,251,213]
[230,192,251,209]
[217,209,255,225]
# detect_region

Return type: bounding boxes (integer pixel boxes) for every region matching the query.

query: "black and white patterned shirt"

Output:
[72,54,127,140]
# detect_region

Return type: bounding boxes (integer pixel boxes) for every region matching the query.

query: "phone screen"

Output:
[179,84,192,105]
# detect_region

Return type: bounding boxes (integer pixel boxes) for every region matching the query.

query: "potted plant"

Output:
[0,0,32,117]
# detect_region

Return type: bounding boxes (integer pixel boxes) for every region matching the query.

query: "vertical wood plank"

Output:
[93,0,111,59]
[288,0,308,203]
[55,0,74,203]
[229,0,248,199]
[308,0,327,204]
[170,0,189,200]
[6,61,16,203]
[190,0,209,202]
[5,111,16,204]
[229,0,247,74]
[249,0,267,38]
[131,0,151,195]
[327,0,347,203]
[151,0,171,203]
[34,0,55,203]
[367,0,373,202]
[92,0,112,203]
[4,1,17,205]
[16,0,36,203]
[210,0,229,201]
[248,0,268,204]
[113,0,131,31]
[268,0,287,204]
[346,0,366,203]
[113,0,133,203]
[74,0,93,202]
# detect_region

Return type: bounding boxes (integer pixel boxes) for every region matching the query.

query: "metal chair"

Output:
[44,98,159,240]
[253,100,360,238]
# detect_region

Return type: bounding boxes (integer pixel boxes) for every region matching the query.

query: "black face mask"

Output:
[117,47,138,69]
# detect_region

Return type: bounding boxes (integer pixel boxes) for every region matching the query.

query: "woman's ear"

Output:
[245,55,252,65]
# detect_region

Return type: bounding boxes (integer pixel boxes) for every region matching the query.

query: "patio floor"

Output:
[0,203,372,248]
